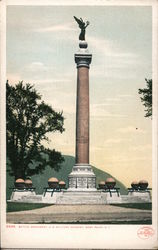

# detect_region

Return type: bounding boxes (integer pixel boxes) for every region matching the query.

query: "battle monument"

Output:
[68,17,96,190]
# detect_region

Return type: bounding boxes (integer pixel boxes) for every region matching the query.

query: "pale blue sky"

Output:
[7,5,152,187]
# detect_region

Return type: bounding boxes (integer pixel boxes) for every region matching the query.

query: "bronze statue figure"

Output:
[74,16,90,41]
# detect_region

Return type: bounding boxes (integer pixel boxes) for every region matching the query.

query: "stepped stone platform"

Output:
[8,189,151,204]
[57,191,105,204]
[8,190,122,204]
[56,190,122,204]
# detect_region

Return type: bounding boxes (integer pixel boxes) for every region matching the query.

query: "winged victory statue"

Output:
[74,16,90,41]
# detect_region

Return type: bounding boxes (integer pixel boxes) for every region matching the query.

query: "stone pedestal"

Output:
[10,190,36,201]
[42,191,63,204]
[68,164,96,190]
[128,190,151,202]
[101,192,122,204]
[68,41,96,190]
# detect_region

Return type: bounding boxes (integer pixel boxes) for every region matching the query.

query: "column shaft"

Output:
[76,67,89,164]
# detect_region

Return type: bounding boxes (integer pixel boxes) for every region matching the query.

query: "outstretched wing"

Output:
[74,16,83,26]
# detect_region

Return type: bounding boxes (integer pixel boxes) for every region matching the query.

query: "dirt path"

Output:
[7,205,151,224]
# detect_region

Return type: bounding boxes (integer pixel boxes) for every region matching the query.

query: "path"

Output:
[7,205,151,224]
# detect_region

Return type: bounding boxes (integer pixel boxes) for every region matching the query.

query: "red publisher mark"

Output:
[137,226,154,240]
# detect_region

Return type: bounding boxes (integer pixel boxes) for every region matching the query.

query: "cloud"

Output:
[40,90,76,115]
[118,94,134,98]
[92,138,131,148]
[104,138,123,144]
[89,35,139,60]
[90,113,127,120]
[91,146,105,152]
[130,144,152,151]
[30,62,44,67]
[7,74,22,85]
[29,78,72,85]
[8,75,72,87]
[117,126,147,134]
[88,35,144,79]
[24,61,51,72]
[91,101,119,108]
[20,24,145,81]
[91,139,124,151]
[90,102,126,119]
[115,156,151,163]
[100,154,151,163]
[36,23,75,33]
[36,24,141,74]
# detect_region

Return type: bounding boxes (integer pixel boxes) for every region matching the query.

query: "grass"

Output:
[7,202,52,212]
[36,220,152,224]
[111,203,152,210]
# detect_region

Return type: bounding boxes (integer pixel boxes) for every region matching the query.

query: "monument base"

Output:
[68,164,96,190]
[8,190,152,204]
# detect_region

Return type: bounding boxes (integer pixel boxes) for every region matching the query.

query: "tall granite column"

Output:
[68,41,96,190]
[75,46,90,164]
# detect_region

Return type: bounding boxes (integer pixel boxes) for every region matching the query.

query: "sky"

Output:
[6,5,152,187]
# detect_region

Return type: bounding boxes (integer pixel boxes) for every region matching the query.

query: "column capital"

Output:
[75,54,92,68]
[74,41,92,68]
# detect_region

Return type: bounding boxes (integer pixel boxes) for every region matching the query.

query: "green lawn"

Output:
[111,203,152,210]
[7,202,52,212]
[37,220,152,224]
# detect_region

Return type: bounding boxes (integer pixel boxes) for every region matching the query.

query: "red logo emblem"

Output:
[137,226,154,240]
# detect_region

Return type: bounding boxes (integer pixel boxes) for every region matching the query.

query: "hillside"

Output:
[6,155,128,199]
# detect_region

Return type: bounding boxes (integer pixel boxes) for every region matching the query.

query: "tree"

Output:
[7,81,65,179]
[138,79,152,118]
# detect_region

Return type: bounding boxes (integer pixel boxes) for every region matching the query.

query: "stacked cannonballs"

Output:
[131,180,149,190]
[98,177,116,190]
[48,177,66,189]
[14,177,66,190]
[14,177,33,189]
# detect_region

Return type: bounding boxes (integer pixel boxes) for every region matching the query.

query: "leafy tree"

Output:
[138,79,152,118]
[7,81,65,179]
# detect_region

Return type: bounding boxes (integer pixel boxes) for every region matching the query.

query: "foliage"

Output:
[7,81,65,179]
[138,79,152,118]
